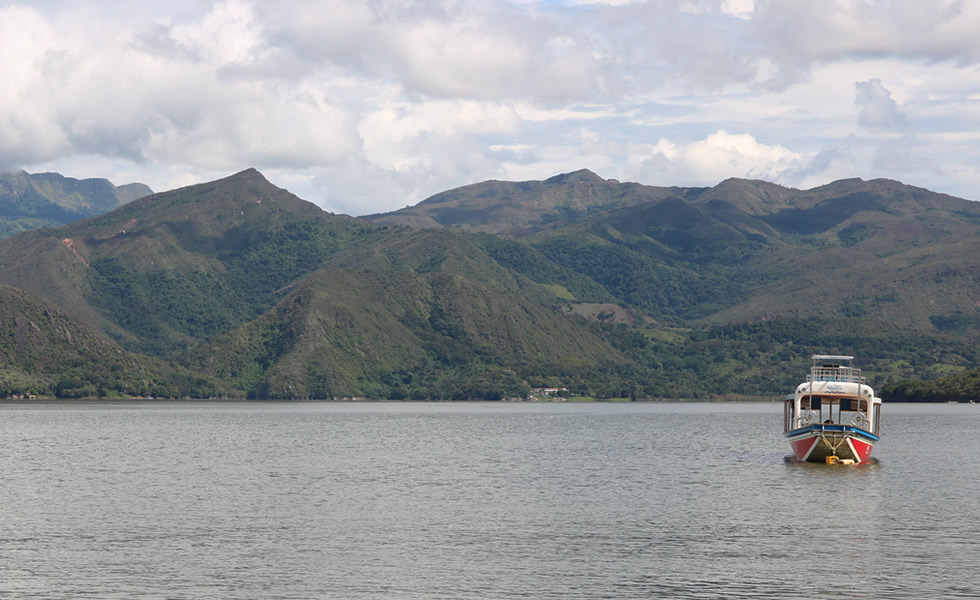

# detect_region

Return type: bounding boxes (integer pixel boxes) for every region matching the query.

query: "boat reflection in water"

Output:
[784,355,881,464]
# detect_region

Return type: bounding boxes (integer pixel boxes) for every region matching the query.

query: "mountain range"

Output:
[367,169,980,333]
[0,170,152,240]
[0,168,977,400]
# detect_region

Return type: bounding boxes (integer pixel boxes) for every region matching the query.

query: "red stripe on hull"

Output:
[848,437,874,463]
[790,437,817,462]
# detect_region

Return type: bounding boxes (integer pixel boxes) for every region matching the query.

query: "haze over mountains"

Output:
[0,168,977,400]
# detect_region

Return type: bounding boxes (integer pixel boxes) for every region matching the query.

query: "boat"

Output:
[783,355,881,464]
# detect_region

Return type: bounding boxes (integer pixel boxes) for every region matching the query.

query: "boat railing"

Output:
[807,366,865,384]
[788,413,874,432]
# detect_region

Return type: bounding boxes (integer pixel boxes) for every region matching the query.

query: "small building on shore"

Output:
[529,387,568,399]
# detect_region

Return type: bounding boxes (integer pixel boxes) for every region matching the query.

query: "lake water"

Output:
[1,401,978,599]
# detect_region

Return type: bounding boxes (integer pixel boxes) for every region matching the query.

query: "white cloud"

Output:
[4,0,980,214]
[628,130,807,185]
[721,0,755,19]
[747,1,980,86]
[872,136,940,175]
[359,100,521,174]
[514,103,620,122]
[0,2,360,171]
[679,0,755,18]
[0,6,69,166]
[564,0,642,6]
[855,79,907,131]
[170,0,264,66]
[263,0,602,103]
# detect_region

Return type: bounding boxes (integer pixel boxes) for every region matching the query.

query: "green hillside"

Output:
[0,170,151,239]
[183,269,623,399]
[0,169,382,354]
[0,285,231,398]
[0,169,629,399]
[516,178,980,334]
[0,168,977,399]
[882,366,980,402]
[365,172,980,334]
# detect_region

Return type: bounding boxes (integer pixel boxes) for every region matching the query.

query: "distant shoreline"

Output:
[3,396,971,404]
[1,395,776,404]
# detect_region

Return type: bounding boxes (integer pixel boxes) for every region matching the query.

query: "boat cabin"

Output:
[784,355,881,435]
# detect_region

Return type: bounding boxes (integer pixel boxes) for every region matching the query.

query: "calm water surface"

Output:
[1,401,978,599]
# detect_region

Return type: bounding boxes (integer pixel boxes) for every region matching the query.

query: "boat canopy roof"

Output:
[812,354,853,365]
[807,355,865,385]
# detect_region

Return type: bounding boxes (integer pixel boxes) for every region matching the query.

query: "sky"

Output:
[2,0,980,216]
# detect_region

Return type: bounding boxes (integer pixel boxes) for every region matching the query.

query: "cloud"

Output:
[170,0,264,66]
[747,1,980,87]
[587,0,980,91]
[721,0,756,19]
[5,0,980,213]
[0,0,599,191]
[261,0,602,103]
[0,2,360,173]
[359,100,522,173]
[566,0,639,6]
[872,136,940,175]
[851,79,942,181]
[0,5,69,166]
[855,79,907,131]
[628,130,807,185]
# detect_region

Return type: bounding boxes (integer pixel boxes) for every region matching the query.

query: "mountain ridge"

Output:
[0,168,373,354]
[0,168,977,400]
[375,171,980,332]
[0,170,152,239]
[362,169,701,235]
